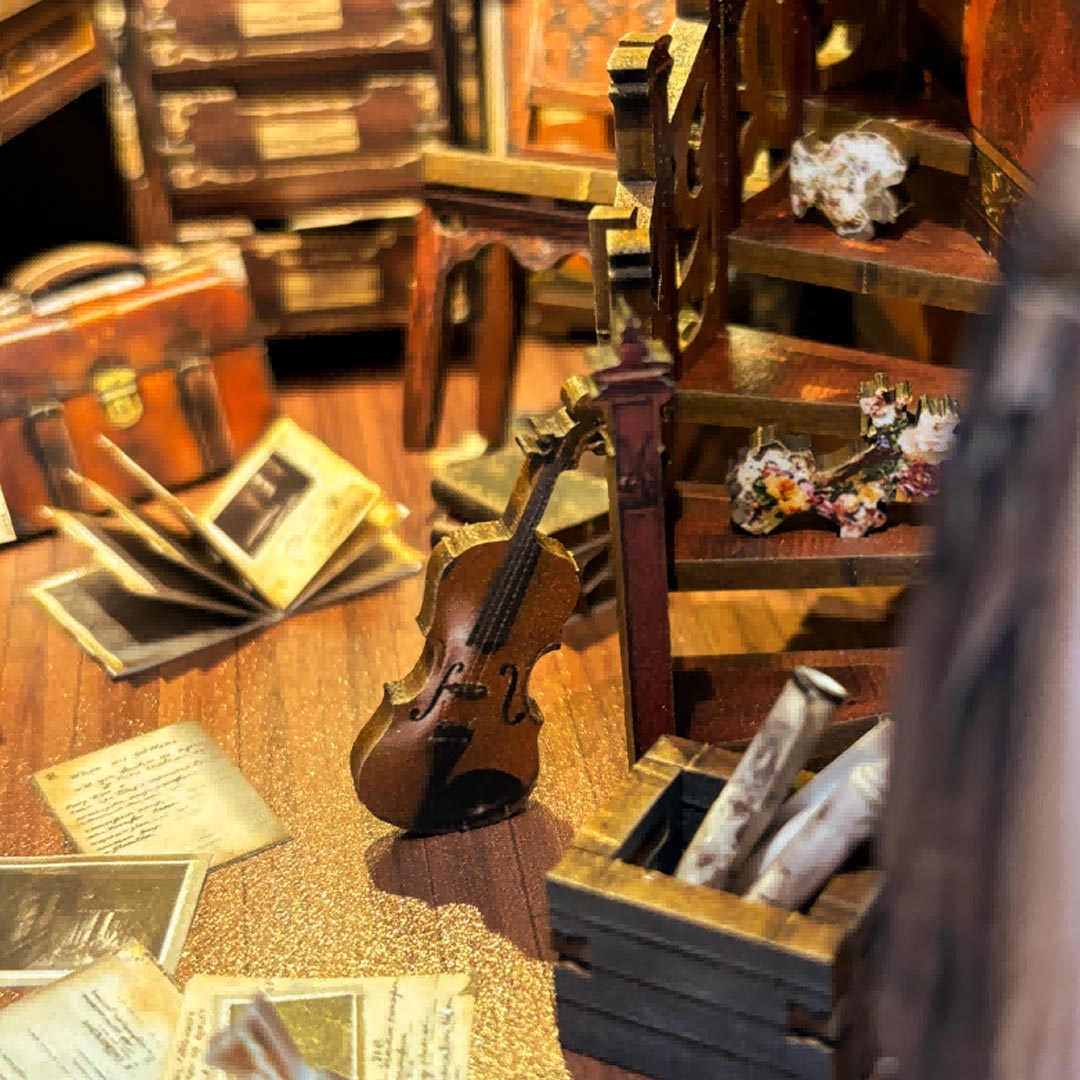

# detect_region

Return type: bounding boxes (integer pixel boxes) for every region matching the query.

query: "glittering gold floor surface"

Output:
[0,338,900,1079]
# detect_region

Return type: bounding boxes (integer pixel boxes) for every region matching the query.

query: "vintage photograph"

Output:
[212,452,313,555]
[0,854,210,986]
[220,992,360,1080]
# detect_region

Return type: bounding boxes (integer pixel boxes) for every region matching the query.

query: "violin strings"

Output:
[462,458,559,690]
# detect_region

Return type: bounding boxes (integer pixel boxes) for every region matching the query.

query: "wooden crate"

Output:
[547,735,881,1080]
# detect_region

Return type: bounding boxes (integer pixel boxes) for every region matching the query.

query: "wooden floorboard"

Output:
[0,338,904,1080]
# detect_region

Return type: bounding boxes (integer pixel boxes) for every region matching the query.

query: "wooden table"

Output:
[0,337,901,1079]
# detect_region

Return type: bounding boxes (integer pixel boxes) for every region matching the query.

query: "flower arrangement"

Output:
[727,375,960,539]
[790,128,910,241]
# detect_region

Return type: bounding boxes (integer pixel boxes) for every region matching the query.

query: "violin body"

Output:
[350,520,581,834]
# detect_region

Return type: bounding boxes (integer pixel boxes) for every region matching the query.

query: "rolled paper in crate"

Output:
[734,718,892,891]
[745,758,889,911]
[675,666,848,889]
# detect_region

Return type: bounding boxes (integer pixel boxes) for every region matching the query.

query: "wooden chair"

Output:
[589,0,985,762]
[401,148,616,450]
[400,0,852,450]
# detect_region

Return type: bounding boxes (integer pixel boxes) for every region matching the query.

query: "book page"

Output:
[291,499,409,610]
[0,941,181,1080]
[32,720,289,870]
[98,420,385,609]
[197,418,382,609]
[45,508,261,618]
[31,567,266,678]
[66,472,263,608]
[303,534,424,612]
[163,973,474,1080]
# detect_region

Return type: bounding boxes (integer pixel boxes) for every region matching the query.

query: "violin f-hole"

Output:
[499,663,526,725]
[409,661,467,721]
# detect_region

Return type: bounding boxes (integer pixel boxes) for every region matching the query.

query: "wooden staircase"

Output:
[589,0,990,757]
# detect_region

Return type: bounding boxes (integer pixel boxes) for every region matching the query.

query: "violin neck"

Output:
[467,455,565,652]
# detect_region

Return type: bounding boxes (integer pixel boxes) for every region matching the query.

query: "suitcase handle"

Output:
[7,244,148,302]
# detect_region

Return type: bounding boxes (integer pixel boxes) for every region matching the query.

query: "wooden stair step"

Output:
[729,198,1000,313]
[674,647,899,746]
[804,94,971,176]
[672,484,933,591]
[674,326,968,436]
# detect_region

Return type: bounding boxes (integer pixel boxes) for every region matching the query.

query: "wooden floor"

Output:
[0,336,900,1079]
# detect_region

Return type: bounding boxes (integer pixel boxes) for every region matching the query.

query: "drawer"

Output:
[135,0,435,72]
[159,76,445,215]
[176,207,417,335]
[0,0,104,141]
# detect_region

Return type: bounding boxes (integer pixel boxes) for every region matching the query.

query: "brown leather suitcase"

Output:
[0,241,276,541]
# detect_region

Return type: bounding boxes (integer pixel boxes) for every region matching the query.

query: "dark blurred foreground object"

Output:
[0,241,275,540]
[0,0,105,143]
[878,106,1080,1080]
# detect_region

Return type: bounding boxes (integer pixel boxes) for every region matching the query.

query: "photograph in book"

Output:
[196,418,383,608]
[0,854,210,986]
[212,452,314,555]
[30,418,423,677]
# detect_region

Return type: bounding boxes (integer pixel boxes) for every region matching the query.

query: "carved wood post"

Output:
[717,0,749,287]
[590,308,675,762]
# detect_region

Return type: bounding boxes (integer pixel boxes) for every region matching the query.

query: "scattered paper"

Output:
[0,483,14,544]
[164,974,474,1080]
[0,853,210,987]
[0,940,181,1080]
[32,720,289,870]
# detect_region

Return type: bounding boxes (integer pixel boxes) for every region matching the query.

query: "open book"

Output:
[31,417,423,678]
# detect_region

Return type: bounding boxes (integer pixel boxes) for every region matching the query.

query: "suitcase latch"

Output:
[92,363,143,429]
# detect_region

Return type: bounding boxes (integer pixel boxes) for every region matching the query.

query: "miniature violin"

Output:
[350,379,604,834]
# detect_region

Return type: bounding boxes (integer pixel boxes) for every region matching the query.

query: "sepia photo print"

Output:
[0,854,210,986]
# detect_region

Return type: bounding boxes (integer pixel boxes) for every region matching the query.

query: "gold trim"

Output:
[255,114,360,161]
[422,147,618,204]
[237,0,344,38]
[281,267,382,311]
[969,128,1032,192]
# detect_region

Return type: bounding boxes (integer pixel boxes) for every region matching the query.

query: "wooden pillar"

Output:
[590,309,675,762]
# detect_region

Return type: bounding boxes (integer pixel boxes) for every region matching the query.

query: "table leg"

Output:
[472,244,524,448]
[404,206,452,449]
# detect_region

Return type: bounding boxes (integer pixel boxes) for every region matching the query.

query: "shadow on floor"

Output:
[365,800,574,958]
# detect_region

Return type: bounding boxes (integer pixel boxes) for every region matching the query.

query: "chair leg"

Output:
[472,245,523,449]
[403,206,452,450]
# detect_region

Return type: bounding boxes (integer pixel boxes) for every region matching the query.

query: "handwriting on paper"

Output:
[0,942,181,1079]
[163,973,474,1080]
[32,720,289,870]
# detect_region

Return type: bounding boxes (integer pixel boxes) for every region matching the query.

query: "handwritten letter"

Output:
[32,721,289,870]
